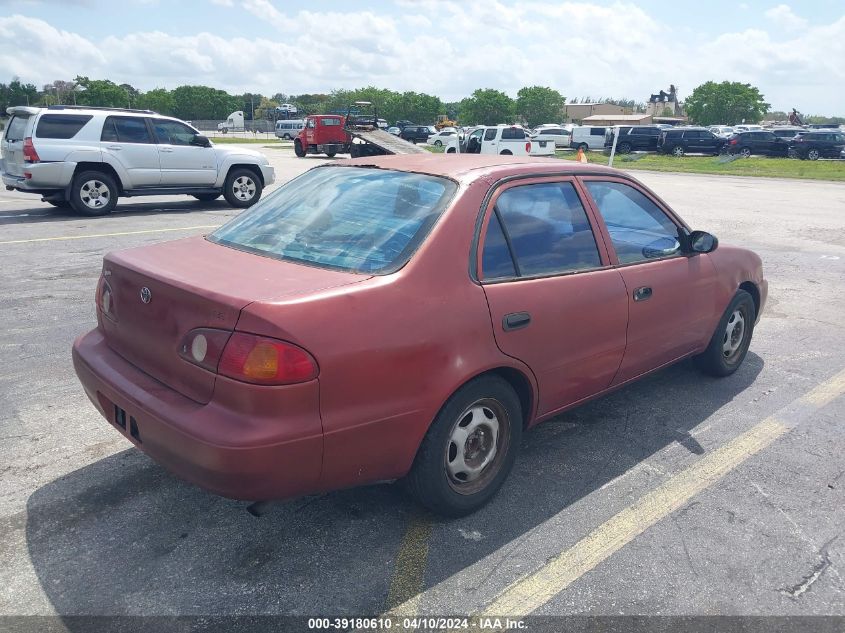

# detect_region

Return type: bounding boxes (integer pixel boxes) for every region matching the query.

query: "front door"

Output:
[149,119,217,186]
[478,178,628,417]
[580,178,718,384]
[99,116,161,187]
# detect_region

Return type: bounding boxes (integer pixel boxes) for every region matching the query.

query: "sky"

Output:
[0,0,843,114]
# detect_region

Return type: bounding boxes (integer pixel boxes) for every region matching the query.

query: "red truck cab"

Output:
[294,115,350,158]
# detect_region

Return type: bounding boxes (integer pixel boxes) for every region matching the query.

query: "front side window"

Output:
[152,120,197,146]
[101,117,152,144]
[481,182,601,279]
[585,181,681,265]
[35,114,93,139]
[209,167,457,274]
[484,128,498,141]
[307,119,315,129]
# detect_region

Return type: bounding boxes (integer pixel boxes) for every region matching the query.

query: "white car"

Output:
[531,126,571,148]
[446,125,555,156]
[569,125,607,151]
[733,124,763,133]
[708,125,734,138]
[427,130,458,147]
[1,105,275,216]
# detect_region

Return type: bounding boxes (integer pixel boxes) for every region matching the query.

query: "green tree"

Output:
[459,89,515,125]
[289,93,329,116]
[74,76,132,108]
[171,85,241,120]
[254,96,280,120]
[0,79,40,110]
[515,86,565,128]
[685,81,770,126]
[136,88,175,115]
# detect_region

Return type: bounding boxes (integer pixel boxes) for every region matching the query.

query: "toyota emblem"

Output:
[140,287,152,304]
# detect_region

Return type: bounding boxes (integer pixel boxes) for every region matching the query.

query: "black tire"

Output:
[694,289,756,377]
[671,145,685,157]
[192,193,220,202]
[325,151,337,158]
[223,168,263,208]
[577,143,588,152]
[406,375,523,517]
[500,149,513,155]
[434,140,443,147]
[807,149,820,161]
[294,139,305,157]
[410,138,417,144]
[740,147,752,158]
[618,142,632,154]
[46,200,72,209]
[69,170,118,216]
[446,147,456,154]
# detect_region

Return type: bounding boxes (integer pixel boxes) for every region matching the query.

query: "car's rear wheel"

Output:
[223,168,262,208]
[325,150,337,158]
[70,171,118,216]
[294,139,306,157]
[500,149,513,155]
[807,149,820,160]
[740,147,752,158]
[434,140,443,147]
[618,142,632,154]
[192,193,220,202]
[406,375,522,517]
[577,143,588,152]
[672,145,685,157]
[694,289,756,377]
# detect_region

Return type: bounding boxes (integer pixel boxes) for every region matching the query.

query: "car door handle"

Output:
[633,286,653,302]
[159,147,174,153]
[106,145,122,151]
[503,312,531,331]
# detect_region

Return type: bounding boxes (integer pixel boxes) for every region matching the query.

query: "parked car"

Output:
[708,126,734,138]
[400,125,437,144]
[603,126,662,153]
[569,126,607,151]
[395,120,414,130]
[733,125,763,133]
[72,154,766,516]
[725,130,790,157]
[274,119,305,139]
[1,105,275,215]
[805,123,838,130]
[427,130,458,147]
[657,127,725,156]
[531,126,571,148]
[446,125,555,156]
[789,130,845,160]
[770,127,806,140]
[387,126,401,136]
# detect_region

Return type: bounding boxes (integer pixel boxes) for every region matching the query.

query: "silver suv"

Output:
[1,105,275,216]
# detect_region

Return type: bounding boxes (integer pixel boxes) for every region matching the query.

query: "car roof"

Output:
[342,153,624,183]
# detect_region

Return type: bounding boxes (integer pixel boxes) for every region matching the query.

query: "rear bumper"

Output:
[72,329,323,501]
[2,161,74,191]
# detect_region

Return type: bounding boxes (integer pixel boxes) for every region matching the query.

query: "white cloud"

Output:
[764,4,808,31]
[0,2,842,114]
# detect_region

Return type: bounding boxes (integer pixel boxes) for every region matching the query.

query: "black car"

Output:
[725,131,790,157]
[400,125,434,143]
[604,126,661,153]
[770,127,806,140]
[789,131,845,160]
[657,127,725,156]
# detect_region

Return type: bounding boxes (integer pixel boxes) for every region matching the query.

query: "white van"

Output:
[275,119,305,139]
[569,125,607,151]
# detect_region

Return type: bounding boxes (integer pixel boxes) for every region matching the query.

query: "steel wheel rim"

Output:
[722,308,747,363]
[80,179,110,209]
[444,398,509,495]
[232,176,256,201]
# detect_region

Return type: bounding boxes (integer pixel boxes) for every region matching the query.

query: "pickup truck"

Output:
[445,125,555,156]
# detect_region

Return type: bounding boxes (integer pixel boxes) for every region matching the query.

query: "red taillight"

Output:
[525,141,531,153]
[23,137,40,163]
[178,328,232,373]
[729,138,738,145]
[218,333,318,385]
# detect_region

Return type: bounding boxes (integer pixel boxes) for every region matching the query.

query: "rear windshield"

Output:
[35,114,93,139]
[4,115,29,142]
[209,166,457,274]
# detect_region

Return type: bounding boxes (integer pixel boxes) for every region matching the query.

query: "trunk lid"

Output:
[1,109,37,177]
[99,236,369,403]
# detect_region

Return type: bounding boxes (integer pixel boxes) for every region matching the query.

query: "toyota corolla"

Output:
[72,155,767,516]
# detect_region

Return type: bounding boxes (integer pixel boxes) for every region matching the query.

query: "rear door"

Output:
[100,116,161,187]
[150,119,217,186]
[1,110,35,177]
[580,177,718,383]
[478,178,628,416]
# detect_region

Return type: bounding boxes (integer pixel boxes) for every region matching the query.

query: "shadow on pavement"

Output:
[0,200,235,227]
[25,354,763,622]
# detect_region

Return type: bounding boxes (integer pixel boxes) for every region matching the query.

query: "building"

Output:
[646,85,687,123]
[563,102,628,124]
[581,113,653,126]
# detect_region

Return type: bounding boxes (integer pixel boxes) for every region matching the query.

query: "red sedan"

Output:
[73,155,767,516]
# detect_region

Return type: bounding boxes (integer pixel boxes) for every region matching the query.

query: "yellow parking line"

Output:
[0,225,218,245]
[478,367,845,619]
[385,513,434,615]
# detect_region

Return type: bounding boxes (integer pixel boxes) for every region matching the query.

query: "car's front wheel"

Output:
[695,289,756,377]
[294,139,306,157]
[70,171,118,216]
[406,375,522,517]
[223,168,262,208]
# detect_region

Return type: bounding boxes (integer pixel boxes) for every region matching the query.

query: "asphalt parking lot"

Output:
[1,147,843,630]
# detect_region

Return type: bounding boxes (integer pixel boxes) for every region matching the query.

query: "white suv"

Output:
[1,106,275,216]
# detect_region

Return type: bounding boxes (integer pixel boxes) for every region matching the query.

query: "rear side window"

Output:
[101,117,152,144]
[590,128,606,136]
[485,182,601,278]
[4,115,29,142]
[321,118,342,126]
[35,114,93,139]
[209,167,457,275]
[481,212,516,280]
[501,128,525,140]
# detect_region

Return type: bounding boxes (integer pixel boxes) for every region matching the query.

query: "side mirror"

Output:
[192,134,211,147]
[688,230,718,254]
